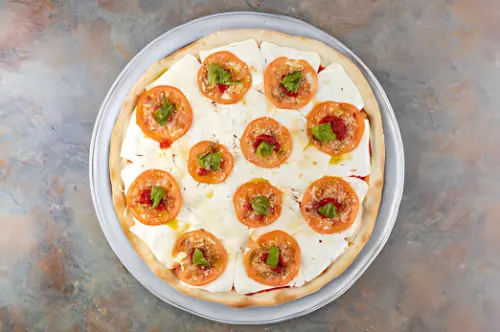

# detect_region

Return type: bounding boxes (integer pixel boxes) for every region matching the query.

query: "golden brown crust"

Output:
[109,29,384,307]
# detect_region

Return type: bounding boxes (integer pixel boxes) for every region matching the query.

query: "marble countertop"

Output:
[1,0,499,330]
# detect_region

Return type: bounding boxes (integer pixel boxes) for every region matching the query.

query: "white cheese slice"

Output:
[223,88,276,139]
[199,39,264,90]
[268,145,331,195]
[260,41,321,73]
[180,249,237,293]
[271,108,308,162]
[293,176,368,286]
[300,63,364,116]
[129,218,190,269]
[120,110,169,165]
[324,119,371,177]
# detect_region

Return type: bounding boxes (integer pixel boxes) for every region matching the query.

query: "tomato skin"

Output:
[187,141,234,184]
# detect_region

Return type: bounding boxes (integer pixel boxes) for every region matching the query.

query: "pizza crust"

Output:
[109,29,384,307]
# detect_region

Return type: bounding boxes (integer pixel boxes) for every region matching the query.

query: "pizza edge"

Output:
[109,29,385,307]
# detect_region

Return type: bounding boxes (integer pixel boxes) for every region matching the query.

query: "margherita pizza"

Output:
[109,30,384,307]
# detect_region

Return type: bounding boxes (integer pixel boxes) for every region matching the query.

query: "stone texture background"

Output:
[1,0,499,331]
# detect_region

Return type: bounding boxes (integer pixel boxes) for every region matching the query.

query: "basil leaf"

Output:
[256,141,275,158]
[196,151,222,171]
[207,63,240,86]
[154,98,174,126]
[281,71,302,94]
[192,248,211,267]
[311,123,337,142]
[150,186,166,209]
[318,202,338,218]
[250,195,270,216]
[266,246,279,268]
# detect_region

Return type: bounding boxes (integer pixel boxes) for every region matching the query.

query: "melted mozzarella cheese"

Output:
[271,109,308,162]
[180,249,237,292]
[324,120,371,177]
[268,145,331,194]
[260,41,321,72]
[120,110,168,165]
[293,177,368,286]
[199,39,264,90]
[129,218,190,269]
[223,88,276,139]
[300,63,364,116]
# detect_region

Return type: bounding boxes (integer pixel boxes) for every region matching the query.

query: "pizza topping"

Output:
[234,180,283,228]
[153,97,175,126]
[188,141,234,184]
[250,195,270,216]
[126,169,182,226]
[264,57,318,109]
[136,85,193,144]
[172,230,228,286]
[241,117,292,168]
[150,186,166,209]
[192,248,211,267]
[281,71,302,94]
[244,230,300,286]
[301,176,359,234]
[311,123,336,142]
[307,101,365,156]
[197,51,252,104]
[197,151,222,171]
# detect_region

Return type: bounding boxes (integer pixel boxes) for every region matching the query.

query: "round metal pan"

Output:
[89,12,404,325]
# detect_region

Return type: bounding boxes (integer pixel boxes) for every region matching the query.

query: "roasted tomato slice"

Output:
[136,85,193,144]
[125,169,182,225]
[244,230,300,287]
[197,51,252,104]
[233,179,283,228]
[300,176,360,234]
[172,230,228,286]
[240,117,292,168]
[306,101,365,156]
[264,57,318,109]
[187,141,234,184]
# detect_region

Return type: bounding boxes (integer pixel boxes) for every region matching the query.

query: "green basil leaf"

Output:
[196,151,222,171]
[150,186,166,209]
[281,71,302,94]
[154,97,175,126]
[207,63,240,86]
[256,141,275,158]
[266,246,279,268]
[318,202,338,218]
[250,195,270,216]
[311,123,337,142]
[192,248,211,267]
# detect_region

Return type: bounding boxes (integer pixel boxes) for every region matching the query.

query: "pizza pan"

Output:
[89,12,404,324]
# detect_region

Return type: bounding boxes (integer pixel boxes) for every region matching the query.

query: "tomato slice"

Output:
[187,141,234,184]
[244,230,300,287]
[136,85,193,145]
[197,51,252,104]
[307,101,365,156]
[240,117,292,168]
[264,57,318,109]
[125,169,182,226]
[172,230,228,286]
[300,176,360,234]
[233,180,283,228]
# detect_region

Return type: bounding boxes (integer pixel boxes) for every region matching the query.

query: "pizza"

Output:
[109,30,384,307]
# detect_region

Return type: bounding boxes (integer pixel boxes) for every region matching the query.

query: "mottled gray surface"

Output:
[0,0,499,331]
